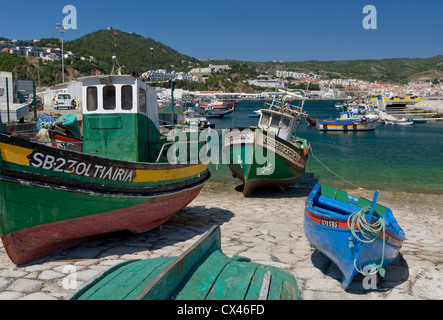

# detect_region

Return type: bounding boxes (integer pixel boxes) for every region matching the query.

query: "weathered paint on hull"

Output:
[303,184,405,288]
[0,177,206,265]
[223,129,308,196]
[69,226,303,300]
[0,134,210,265]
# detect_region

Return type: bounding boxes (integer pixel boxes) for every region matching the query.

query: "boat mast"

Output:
[111,30,121,75]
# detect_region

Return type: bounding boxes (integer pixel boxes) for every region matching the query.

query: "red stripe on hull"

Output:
[2,185,204,265]
[305,208,404,247]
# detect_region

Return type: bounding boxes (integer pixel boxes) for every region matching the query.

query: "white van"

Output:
[54,93,74,110]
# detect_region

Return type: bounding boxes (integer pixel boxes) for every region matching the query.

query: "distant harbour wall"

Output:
[414,99,443,114]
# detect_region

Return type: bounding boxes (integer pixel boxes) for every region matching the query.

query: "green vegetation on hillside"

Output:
[65,29,201,75]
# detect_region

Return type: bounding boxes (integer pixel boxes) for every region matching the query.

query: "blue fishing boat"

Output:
[303,184,405,289]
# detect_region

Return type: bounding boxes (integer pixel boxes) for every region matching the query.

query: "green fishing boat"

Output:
[0,74,210,265]
[223,96,310,196]
[68,226,302,300]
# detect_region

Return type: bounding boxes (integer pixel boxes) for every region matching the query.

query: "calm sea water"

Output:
[206,100,443,195]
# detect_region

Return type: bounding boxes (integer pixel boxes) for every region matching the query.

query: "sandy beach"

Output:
[0,178,442,300]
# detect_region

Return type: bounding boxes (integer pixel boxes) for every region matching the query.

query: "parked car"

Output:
[54,93,75,110]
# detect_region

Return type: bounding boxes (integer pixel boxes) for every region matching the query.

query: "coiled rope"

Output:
[347,206,387,278]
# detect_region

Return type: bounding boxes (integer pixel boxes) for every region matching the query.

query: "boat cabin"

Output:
[80,75,160,162]
[258,109,297,141]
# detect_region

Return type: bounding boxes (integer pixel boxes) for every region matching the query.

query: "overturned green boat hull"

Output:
[68,226,302,300]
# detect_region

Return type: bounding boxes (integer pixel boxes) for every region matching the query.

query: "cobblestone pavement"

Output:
[0,181,442,300]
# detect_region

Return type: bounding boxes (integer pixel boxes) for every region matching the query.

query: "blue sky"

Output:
[1,0,442,61]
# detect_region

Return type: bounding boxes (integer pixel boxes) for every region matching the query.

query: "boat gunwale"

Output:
[0,133,208,170]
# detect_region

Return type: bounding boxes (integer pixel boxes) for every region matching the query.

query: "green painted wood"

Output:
[244,265,270,300]
[124,258,177,300]
[0,179,148,235]
[68,226,303,300]
[77,257,175,300]
[136,226,221,300]
[70,260,137,300]
[267,268,284,300]
[175,250,232,300]
[83,113,158,162]
[205,260,259,300]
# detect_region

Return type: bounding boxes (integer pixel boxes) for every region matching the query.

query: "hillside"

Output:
[241,56,443,84]
[65,29,201,75]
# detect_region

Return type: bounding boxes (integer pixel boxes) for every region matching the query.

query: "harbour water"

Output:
[207,100,443,195]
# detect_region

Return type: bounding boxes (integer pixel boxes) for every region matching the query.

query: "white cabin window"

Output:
[139,88,146,113]
[103,86,116,110]
[281,117,291,129]
[86,86,98,111]
[260,112,271,126]
[121,85,133,110]
[271,114,281,127]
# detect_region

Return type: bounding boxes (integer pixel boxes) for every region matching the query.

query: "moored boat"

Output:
[0,74,210,265]
[304,184,405,289]
[305,115,317,126]
[412,119,427,124]
[199,98,237,110]
[316,116,378,131]
[392,118,414,126]
[223,95,310,196]
[68,225,303,300]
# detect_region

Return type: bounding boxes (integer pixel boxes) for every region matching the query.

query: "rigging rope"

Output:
[308,148,364,189]
[347,206,387,278]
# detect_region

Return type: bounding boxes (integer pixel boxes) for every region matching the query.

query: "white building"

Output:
[247,79,285,89]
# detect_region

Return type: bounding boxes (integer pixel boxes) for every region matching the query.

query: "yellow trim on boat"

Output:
[0,142,208,183]
[0,143,32,166]
[133,163,208,182]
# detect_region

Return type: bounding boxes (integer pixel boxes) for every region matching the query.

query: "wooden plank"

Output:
[135,225,221,300]
[175,250,232,300]
[78,257,174,300]
[123,258,176,300]
[244,266,271,300]
[205,260,259,300]
[267,268,284,300]
[70,260,136,300]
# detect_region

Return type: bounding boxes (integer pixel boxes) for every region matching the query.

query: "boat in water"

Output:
[199,98,237,110]
[304,184,405,289]
[68,226,303,300]
[316,111,378,131]
[305,115,317,126]
[392,118,414,126]
[317,101,379,131]
[177,107,215,130]
[0,74,210,265]
[223,94,310,196]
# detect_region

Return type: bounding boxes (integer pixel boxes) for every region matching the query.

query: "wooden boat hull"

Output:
[0,134,210,265]
[303,184,405,289]
[68,226,302,300]
[316,118,378,131]
[305,115,317,126]
[223,128,309,196]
